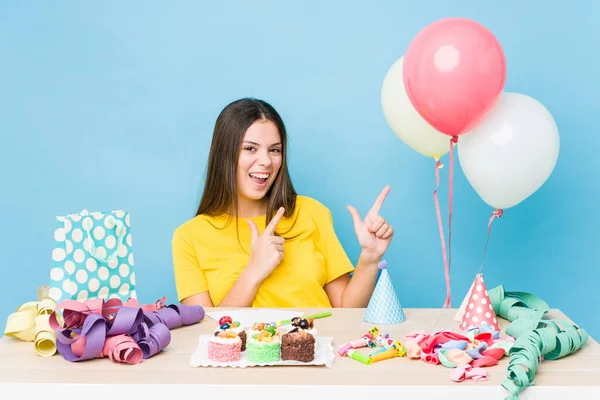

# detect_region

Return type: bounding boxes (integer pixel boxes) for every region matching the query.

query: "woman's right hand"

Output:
[246,207,286,282]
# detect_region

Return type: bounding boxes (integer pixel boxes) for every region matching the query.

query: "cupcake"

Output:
[214,316,247,351]
[208,329,242,363]
[246,324,281,364]
[281,317,316,362]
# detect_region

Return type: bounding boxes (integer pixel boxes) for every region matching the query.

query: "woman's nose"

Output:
[257,150,272,167]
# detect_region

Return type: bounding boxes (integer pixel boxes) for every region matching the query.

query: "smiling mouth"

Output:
[249,172,269,185]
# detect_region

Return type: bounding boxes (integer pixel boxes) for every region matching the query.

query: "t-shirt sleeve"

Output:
[317,205,355,284]
[172,229,208,301]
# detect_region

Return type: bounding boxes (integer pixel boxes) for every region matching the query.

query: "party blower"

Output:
[337,326,379,357]
[370,333,397,356]
[369,340,407,362]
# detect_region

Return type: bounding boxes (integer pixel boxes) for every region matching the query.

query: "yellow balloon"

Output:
[382,56,451,159]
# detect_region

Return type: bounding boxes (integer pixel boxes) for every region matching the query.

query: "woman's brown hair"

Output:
[196,98,297,229]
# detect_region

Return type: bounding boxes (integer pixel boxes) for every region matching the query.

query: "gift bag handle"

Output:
[84,216,126,263]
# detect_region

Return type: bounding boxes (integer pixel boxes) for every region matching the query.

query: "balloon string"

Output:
[478,209,503,274]
[434,159,451,308]
[447,136,458,307]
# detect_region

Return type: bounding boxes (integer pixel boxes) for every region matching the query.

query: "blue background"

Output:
[1,1,599,339]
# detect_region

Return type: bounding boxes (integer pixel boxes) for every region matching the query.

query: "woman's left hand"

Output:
[347,185,394,262]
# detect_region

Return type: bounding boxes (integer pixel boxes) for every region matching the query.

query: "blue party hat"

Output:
[363,261,406,324]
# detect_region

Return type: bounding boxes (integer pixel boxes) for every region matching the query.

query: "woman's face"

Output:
[237,119,283,204]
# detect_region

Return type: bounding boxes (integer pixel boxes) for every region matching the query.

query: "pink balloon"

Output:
[403,18,507,137]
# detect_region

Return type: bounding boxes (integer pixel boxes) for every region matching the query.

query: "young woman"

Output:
[172,98,394,308]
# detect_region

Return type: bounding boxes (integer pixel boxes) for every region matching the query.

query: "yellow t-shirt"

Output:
[172,195,355,307]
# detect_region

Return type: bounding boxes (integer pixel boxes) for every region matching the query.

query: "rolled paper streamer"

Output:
[347,349,372,365]
[5,297,58,357]
[143,304,205,329]
[45,295,192,363]
[143,311,162,327]
[71,332,144,365]
[168,304,205,325]
[148,307,181,329]
[107,307,144,336]
[103,335,143,365]
[50,299,100,330]
[101,298,125,318]
[57,313,107,362]
[4,302,38,341]
[70,335,103,359]
[505,318,549,339]
[132,322,150,343]
[488,285,550,323]
[138,322,171,359]
[38,284,49,301]
[37,298,56,315]
[492,291,588,399]
[142,296,167,312]
[34,314,56,357]
[337,343,353,356]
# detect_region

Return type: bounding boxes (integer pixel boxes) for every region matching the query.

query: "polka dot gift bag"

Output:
[48,209,137,303]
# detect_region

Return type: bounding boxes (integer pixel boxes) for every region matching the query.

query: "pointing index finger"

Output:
[264,207,285,236]
[366,185,390,219]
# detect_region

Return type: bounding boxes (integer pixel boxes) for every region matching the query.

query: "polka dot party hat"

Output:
[459,273,499,331]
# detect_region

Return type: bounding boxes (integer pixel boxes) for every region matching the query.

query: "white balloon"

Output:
[458,92,560,210]
[381,56,451,159]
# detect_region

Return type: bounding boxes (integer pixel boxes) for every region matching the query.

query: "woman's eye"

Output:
[243,146,256,151]
[270,148,281,153]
